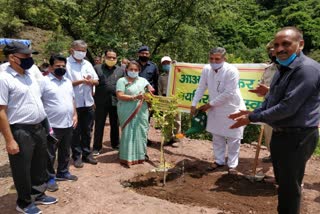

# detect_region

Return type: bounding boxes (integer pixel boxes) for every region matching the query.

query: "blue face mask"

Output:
[127,71,139,78]
[276,53,297,67]
[162,64,171,72]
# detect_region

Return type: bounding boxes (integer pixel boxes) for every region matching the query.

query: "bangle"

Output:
[131,96,135,101]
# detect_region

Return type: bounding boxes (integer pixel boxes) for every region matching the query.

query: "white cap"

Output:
[161,56,172,63]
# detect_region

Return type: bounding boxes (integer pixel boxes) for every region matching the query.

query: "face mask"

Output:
[276,53,297,67]
[54,68,66,76]
[210,62,224,70]
[139,56,149,62]
[105,59,117,67]
[73,50,86,60]
[162,64,171,72]
[18,57,34,70]
[127,71,139,78]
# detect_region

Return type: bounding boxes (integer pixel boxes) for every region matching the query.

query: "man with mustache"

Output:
[229,27,320,214]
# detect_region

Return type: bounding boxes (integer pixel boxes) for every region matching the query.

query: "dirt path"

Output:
[0,126,319,214]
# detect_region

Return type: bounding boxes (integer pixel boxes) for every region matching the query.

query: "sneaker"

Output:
[47,178,58,192]
[16,203,42,214]
[56,172,78,181]
[82,154,98,165]
[34,194,58,205]
[74,158,84,168]
[92,150,100,156]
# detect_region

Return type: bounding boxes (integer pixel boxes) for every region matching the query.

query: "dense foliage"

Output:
[1,0,319,63]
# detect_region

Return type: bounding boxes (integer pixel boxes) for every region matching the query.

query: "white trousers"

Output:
[212,134,241,168]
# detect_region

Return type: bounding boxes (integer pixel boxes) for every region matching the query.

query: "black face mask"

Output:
[18,57,34,70]
[139,56,149,62]
[54,68,66,76]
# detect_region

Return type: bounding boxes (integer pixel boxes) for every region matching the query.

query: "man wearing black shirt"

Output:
[229,27,320,214]
[93,50,124,154]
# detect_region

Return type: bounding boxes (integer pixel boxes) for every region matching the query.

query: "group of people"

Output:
[0,26,319,214]
[191,26,320,214]
[0,39,178,213]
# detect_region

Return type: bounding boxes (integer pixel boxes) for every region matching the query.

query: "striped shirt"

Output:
[1,62,44,83]
[41,73,75,128]
[0,65,47,124]
[65,56,98,108]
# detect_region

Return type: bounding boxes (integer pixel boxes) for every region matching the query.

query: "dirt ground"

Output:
[0,124,320,214]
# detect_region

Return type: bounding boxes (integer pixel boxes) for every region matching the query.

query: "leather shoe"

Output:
[74,158,84,168]
[82,155,98,165]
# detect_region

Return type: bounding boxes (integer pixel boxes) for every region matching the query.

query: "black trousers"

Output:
[47,127,73,178]
[9,123,48,208]
[71,106,94,160]
[270,128,318,214]
[93,105,119,150]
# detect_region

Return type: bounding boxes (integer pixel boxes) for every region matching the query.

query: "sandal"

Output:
[228,168,238,175]
[207,162,223,171]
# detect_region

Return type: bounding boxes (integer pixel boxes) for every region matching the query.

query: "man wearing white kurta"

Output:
[191,47,246,173]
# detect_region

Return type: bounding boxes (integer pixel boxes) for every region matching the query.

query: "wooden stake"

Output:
[253,125,265,176]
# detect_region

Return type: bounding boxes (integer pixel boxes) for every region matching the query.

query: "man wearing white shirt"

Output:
[1,62,44,83]
[41,55,78,192]
[0,41,57,214]
[65,40,99,168]
[190,47,246,174]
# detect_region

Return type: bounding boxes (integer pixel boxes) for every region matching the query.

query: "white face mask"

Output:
[127,71,139,78]
[210,62,224,70]
[73,50,87,60]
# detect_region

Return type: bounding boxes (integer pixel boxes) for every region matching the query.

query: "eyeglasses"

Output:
[106,56,117,60]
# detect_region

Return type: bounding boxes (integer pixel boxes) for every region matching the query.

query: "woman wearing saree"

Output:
[116,61,154,167]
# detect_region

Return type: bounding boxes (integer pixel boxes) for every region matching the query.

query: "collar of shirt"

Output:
[102,64,117,71]
[278,52,304,72]
[138,60,151,66]
[6,65,31,77]
[48,73,66,81]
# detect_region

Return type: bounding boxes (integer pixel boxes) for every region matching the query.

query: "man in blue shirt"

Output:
[137,45,159,95]
[41,55,79,192]
[137,45,159,146]
[229,26,320,214]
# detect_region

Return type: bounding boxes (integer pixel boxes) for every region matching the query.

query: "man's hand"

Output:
[228,110,251,120]
[230,114,250,129]
[6,140,19,155]
[190,106,197,117]
[248,84,269,97]
[198,103,211,112]
[72,115,78,128]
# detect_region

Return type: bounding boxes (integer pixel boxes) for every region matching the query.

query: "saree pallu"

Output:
[117,99,149,166]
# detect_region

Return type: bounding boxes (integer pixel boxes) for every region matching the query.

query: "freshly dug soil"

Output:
[126,159,278,214]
